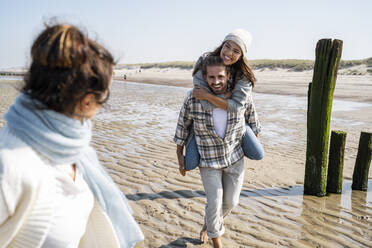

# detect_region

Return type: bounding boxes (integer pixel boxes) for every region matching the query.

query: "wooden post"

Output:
[327,130,347,193]
[352,132,372,191]
[307,82,312,116]
[304,39,343,196]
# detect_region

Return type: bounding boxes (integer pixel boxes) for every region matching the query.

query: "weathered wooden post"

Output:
[304,39,343,196]
[352,132,372,191]
[307,82,312,113]
[327,130,347,193]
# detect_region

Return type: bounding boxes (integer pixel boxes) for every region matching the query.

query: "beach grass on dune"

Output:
[117,57,372,72]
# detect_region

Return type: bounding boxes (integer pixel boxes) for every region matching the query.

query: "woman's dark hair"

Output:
[23,24,115,114]
[192,42,256,87]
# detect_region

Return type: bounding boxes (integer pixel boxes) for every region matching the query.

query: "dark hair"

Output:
[23,24,115,114]
[201,55,229,77]
[193,41,256,87]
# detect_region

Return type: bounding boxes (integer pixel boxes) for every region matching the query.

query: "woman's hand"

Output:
[178,156,186,176]
[224,91,232,99]
[176,145,186,176]
[193,86,210,100]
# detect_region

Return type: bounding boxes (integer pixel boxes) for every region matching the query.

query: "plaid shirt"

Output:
[174,90,261,169]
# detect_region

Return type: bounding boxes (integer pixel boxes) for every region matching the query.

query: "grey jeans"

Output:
[199,158,245,238]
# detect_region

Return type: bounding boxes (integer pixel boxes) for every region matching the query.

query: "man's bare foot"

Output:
[200,224,208,243]
[212,237,222,248]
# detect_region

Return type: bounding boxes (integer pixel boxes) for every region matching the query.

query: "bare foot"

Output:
[199,224,208,243]
[212,237,222,248]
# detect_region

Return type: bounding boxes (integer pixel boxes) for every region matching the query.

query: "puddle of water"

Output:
[241,180,372,217]
[0,76,23,81]
[94,81,372,152]
[333,99,372,112]
[253,93,372,147]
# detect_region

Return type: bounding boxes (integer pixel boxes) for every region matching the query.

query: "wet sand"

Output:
[114,67,372,103]
[1,74,372,247]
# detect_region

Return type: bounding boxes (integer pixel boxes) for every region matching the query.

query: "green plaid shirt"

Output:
[174,90,260,169]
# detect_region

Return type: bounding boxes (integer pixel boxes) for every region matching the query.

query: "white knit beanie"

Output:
[223,29,252,57]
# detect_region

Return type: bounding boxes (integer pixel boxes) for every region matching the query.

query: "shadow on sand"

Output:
[159,237,202,248]
[125,185,304,201]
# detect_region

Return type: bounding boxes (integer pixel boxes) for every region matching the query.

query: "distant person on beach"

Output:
[0,24,143,247]
[184,29,263,171]
[174,56,252,248]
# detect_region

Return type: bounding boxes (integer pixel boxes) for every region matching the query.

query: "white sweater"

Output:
[0,127,119,248]
[41,164,94,247]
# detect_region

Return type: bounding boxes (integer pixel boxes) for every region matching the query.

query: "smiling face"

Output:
[220,40,242,65]
[204,65,229,95]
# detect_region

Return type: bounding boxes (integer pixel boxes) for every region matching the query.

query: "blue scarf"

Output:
[4,93,144,248]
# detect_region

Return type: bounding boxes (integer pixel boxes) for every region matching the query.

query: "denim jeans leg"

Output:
[242,124,264,160]
[185,134,200,170]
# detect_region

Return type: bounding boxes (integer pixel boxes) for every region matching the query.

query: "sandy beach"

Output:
[1,69,372,247]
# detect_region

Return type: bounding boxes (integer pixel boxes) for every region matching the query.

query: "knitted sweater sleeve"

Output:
[173,91,194,146]
[228,78,252,112]
[0,151,13,225]
[0,145,29,226]
[0,178,9,225]
[193,56,208,88]
[0,147,37,225]
[244,94,262,135]
[231,79,261,134]
[0,127,55,247]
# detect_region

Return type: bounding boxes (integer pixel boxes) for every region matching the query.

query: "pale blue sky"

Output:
[0,0,371,68]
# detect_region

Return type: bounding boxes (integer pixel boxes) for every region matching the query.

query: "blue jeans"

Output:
[185,124,264,170]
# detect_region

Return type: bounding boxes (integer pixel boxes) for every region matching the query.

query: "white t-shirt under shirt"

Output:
[213,108,227,139]
[41,164,94,248]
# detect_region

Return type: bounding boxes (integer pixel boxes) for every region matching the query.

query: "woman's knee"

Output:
[242,125,264,160]
[251,148,264,160]
[242,141,264,160]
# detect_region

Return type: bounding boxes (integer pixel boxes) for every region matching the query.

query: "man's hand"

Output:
[178,155,187,176]
[176,145,186,176]
[193,86,210,100]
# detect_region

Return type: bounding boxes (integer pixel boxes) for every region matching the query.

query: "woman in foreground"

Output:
[0,24,143,247]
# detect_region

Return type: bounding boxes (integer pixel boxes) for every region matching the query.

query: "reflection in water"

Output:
[95,81,372,155]
[0,76,23,81]
[298,181,372,247]
[239,181,372,247]
[236,181,372,246]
